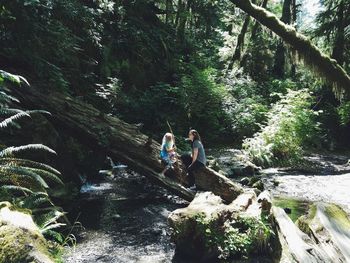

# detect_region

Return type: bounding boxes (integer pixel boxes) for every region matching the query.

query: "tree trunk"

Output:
[273,0,292,78]
[240,0,268,68]
[10,85,243,202]
[230,0,350,98]
[176,0,191,42]
[331,0,345,65]
[165,0,174,25]
[227,14,251,71]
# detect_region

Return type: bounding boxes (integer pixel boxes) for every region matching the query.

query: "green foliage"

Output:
[338,101,350,126]
[195,214,274,260]
[0,70,66,258]
[113,66,232,144]
[224,72,269,141]
[179,66,231,141]
[243,88,322,166]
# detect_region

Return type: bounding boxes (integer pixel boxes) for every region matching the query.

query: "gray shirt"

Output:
[193,140,206,165]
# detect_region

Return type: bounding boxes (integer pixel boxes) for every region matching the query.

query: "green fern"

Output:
[0,144,57,157]
[0,70,66,241]
[0,111,31,128]
[0,185,34,194]
[0,158,61,176]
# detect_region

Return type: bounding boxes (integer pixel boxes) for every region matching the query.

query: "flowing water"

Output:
[262,169,350,213]
[209,148,350,212]
[63,150,350,262]
[63,169,189,263]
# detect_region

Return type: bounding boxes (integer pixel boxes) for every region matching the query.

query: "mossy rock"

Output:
[0,203,54,263]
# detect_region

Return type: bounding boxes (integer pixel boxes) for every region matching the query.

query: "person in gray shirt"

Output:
[185,129,206,189]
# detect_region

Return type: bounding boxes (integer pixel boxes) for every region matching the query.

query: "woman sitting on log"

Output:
[181,129,207,189]
[160,132,177,175]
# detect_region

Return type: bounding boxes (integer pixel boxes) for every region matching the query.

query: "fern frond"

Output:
[0,172,45,193]
[43,229,64,243]
[0,70,29,86]
[0,144,56,157]
[31,206,64,214]
[0,108,23,116]
[0,158,61,175]
[36,209,66,232]
[0,111,31,128]
[0,185,34,194]
[21,167,63,185]
[26,110,51,116]
[41,223,66,233]
[22,192,51,209]
[0,166,49,189]
[0,91,19,104]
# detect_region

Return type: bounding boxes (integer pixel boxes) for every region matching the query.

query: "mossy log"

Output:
[296,203,350,262]
[272,206,332,262]
[168,191,275,261]
[230,0,350,98]
[193,167,243,203]
[10,85,242,202]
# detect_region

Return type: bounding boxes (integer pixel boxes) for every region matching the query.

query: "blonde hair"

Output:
[161,132,174,148]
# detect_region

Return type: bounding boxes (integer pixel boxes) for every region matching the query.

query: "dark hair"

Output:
[189,129,201,142]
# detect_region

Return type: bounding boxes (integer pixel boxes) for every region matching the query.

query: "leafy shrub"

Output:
[223,72,269,141]
[112,66,233,145]
[243,89,322,166]
[195,214,274,260]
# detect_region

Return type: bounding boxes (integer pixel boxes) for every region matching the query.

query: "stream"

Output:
[63,150,350,262]
[63,168,189,263]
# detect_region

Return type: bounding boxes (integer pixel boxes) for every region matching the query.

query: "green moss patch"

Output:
[272,196,311,222]
[324,204,350,230]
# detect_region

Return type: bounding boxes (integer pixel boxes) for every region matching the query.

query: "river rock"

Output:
[229,160,260,177]
[239,177,250,186]
[0,202,54,263]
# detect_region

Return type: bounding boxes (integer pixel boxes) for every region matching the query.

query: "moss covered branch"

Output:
[230,0,350,98]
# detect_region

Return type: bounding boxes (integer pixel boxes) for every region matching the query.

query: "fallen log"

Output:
[194,167,243,203]
[296,203,350,262]
[10,85,242,202]
[272,206,331,262]
[168,191,276,261]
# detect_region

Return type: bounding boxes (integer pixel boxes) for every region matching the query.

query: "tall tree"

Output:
[239,0,268,68]
[314,0,349,66]
[273,0,292,78]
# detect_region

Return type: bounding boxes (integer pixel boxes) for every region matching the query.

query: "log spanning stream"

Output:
[63,150,350,262]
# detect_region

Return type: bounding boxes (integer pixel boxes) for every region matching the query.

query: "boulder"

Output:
[0,202,54,263]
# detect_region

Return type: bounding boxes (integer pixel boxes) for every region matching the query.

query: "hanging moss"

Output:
[230,0,350,99]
